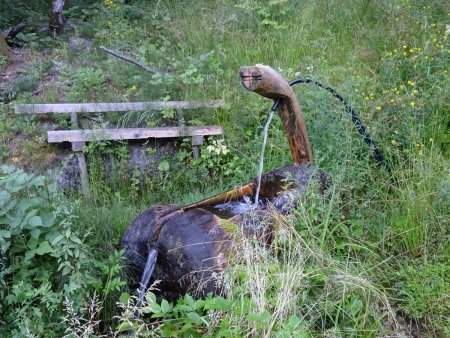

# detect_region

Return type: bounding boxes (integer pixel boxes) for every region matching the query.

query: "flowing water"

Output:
[254,109,276,207]
[136,248,158,309]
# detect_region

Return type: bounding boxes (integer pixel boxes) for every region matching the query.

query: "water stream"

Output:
[254,109,276,207]
[136,248,158,310]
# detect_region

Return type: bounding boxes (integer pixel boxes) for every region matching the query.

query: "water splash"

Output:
[254,109,276,207]
[136,248,158,310]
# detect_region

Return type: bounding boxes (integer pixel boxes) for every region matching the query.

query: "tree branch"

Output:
[2,21,27,39]
[100,45,159,74]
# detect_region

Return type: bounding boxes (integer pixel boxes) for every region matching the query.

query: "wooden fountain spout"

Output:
[239,65,313,164]
[122,65,321,301]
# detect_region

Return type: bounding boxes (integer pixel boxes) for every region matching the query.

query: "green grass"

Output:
[0,0,449,336]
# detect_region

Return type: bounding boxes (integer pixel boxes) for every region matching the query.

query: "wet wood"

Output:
[239,65,313,164]
[47,126,223,143]
[122,65,320,300]
[156,208,233,298]
[15,100,225,114]
[183,183,255,211]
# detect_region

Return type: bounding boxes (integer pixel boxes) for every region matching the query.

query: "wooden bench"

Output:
[15,100,225,197]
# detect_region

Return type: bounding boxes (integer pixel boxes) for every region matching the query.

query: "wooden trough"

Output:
[121,65,324,299]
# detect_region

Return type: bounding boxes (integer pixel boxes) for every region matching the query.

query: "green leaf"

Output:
[30,229,41,239]
[0,229,11,239]
[70,235,83,245]
[247,311,270,323]
[158,160,170,172]
[41,213,56,227]
[186,312,202,324]
[348,295,364,315]
[161,299,171,313]
[145,291,156,304]
[116,321,133,332]
[36,240,53,255]
[25,249,36,261]
[119,292,130,304]
[49,233,64,245]
[143,302,161,313]
[29,215,43,227]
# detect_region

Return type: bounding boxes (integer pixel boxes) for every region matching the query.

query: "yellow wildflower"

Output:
[402,51,407,56]
[391,140,397,145]
[131,85,137,91]
[390,99,395,103]
[413,89,418,94]
[393,49,398,53]
[410,101,415,107]
[403,44,408,49]
[394,130,399,135]
[12,157,18,162]
[376,106,382,111]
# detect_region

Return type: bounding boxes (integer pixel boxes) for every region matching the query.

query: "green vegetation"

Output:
[1,0,449,336]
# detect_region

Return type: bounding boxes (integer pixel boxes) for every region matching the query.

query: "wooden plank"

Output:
[48,126,223,143]
[16,100,225,114]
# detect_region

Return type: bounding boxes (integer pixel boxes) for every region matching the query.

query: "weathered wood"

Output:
[100,45,159,74]
[70,112,90,198]
[15,100,225,114]
[191,135,204,159]
[47,126,223,143]
[121,65,322,300]
[239,65,313,164]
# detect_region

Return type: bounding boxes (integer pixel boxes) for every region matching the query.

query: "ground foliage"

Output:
[0,0,449,336]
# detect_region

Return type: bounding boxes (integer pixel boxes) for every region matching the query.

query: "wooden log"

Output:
[47,126,223,143]
[15,100,225,114]
[239,65,313,164]
[2,21,27,40]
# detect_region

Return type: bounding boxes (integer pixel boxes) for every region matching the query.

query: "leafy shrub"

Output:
[395,261,450,335]
[10,75,39,94]
[0,165,126,336]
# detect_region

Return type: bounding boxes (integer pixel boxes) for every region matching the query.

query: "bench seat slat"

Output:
[16,100,224,114]
[47,126,223,143]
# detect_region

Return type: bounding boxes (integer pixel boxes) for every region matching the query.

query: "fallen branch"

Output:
[2,21,27,40]
[100,45,159,74]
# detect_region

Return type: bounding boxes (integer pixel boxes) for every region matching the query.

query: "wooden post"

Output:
[192,135,204,159]
[70,112,91,198]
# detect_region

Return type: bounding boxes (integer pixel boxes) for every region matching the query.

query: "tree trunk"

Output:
[49,0,65,35]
